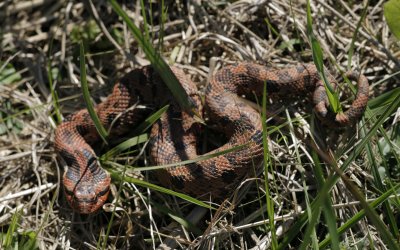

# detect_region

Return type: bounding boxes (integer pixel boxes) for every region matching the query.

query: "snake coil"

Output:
[55,63,369,214]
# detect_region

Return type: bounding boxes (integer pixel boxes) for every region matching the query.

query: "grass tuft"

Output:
[1,1,399,249]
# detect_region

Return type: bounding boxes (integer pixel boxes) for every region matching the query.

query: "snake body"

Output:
[54,63,369,214]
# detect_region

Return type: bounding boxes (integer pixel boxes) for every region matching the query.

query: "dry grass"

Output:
[1,0,399,249]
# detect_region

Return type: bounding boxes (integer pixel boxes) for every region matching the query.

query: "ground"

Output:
[0,0,400,249]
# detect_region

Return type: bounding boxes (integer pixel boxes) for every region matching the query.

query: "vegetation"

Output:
[0,0,399,249]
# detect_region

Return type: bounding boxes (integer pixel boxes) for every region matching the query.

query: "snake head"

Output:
[62,150,111,214]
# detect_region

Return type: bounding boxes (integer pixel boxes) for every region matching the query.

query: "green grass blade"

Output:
[319,183,400,249]
[341,94,399,170]
[347,2,368,70]
[79,42,108,143]
[139,0,150,42]
[157,0,167,53]
[99,163,129,250]
[108,0,195,114]
[128,143,249,172]
[311,149,340,250]
[1,210,38,249]
[320,190,340,250]
[308,98,400,249]
[335,95,400,250]
[104,143,250,210]
[368,87,400,110]
[364,125,399,237]
[151,201,203,235]
[100,133,148,161]
[337,168,400,250]
[131,104,170,135]
[306,0,340,113]
[279,93,400,249]
[108,167,213,209]
[100,104,170,160]
[4,210,20,248]
[298,193,323,250]
[262,81,278,249]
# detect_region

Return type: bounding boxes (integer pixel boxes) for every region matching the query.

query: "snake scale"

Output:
[54,63,369,214]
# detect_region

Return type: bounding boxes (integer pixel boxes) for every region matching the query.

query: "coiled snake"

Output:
[54,63,369,214]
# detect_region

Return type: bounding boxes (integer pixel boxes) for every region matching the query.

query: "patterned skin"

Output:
[54,63,369,214]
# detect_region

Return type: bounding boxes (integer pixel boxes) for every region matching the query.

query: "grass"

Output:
[1,0,400,249]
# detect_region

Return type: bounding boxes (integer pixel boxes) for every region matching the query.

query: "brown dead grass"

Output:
[1,0,399,249]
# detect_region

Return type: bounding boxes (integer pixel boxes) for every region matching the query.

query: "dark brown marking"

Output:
[221,170,238,183]
[59,149,79,168]
[171,175,185,190]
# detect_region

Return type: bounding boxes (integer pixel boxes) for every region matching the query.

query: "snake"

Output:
[54,63,369,214]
